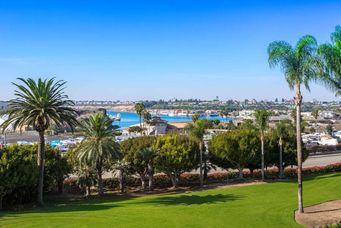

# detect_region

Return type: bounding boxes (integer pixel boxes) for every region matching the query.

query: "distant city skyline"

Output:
[0,1,341,101]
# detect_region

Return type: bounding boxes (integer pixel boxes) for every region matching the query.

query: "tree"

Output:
[0,145,37,210]
[191,114,200,123]
[0,78,78,206]
[254,109,271,180]
[187,119,213,187]
[76,114,121,196]
[121,136,156,191]
[135,103,145,128]
[268,35,324,213]
[154,134,199,188]
[265,125,309,171]
[112,160,131,193]
[128,126,143,134]
[220,110,229,121]
[209,129,259,179]
[140,147,157,191]
[143,111,152,124]
[318,25,341,95]
[311,109,319,125]
[66,146,96,197]
[76,166,97,197]
[0,144,71,209]
[274,120,293,178]
[326,124,333,136]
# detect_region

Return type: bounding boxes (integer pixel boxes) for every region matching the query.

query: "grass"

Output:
[1,173,341,227]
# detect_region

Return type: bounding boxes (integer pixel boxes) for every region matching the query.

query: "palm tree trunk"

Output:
[57,151,63,193]
[295,82,304,213]
[148,164,154,191]
[85,186,91,197]
[140,175,146,191]
[238,166,243,179]
[199,142,203,188]
[97,162,104,197]
[279,138,284,179]
[261,133,265,180]
[37,131,45,207]
[169,173,177,188]
[203,161,208,181]
[118,169,125,193]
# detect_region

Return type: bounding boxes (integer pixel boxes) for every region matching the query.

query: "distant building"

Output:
[145,116,168,135]
[167,122,190,134]
[320,111,337,119]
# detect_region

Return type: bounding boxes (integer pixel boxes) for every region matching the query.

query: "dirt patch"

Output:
[219,181,266,189]
[295,200,341,227]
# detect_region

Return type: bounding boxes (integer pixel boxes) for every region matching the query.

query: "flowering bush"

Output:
[63,162,341,194]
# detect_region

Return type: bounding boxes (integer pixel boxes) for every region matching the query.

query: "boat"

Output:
[178,111,189,116]
[209,113,219,117]
[205,110,219,117]
[109,113,121,121]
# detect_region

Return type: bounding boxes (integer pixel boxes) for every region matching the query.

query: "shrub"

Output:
[0,144,70,209]
[63,162,341,195]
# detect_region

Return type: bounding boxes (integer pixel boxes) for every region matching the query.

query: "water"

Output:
[108,111,233,129]
[49,139,61,148]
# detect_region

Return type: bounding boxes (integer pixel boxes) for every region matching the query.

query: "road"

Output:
[303,153,341,167]
[1,131,70,144]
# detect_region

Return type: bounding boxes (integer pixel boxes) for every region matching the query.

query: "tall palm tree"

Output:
[254,109,271,181]
[135,103,145,128]
[275,120,292,178]
[187,120,212,188]
[311,108,319,125]
[318,26,341,95]
[76,113,121,196]
[0,78,78,206]
[268,35,324,213]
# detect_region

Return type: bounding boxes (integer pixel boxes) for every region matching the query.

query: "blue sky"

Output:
[0,0,340,101]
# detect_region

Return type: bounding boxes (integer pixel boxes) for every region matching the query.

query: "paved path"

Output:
[304,153,341,167]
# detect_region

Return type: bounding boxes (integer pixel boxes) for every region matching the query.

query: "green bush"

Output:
[0,144,70,209]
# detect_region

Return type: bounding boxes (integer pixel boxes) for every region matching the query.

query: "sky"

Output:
[0,0,341,101]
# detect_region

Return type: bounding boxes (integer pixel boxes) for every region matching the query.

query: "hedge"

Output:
[63,162,341,194]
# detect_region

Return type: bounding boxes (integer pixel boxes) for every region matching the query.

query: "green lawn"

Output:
[1,173,341,228]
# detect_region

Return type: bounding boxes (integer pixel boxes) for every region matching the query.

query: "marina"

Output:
[107,111,233,128]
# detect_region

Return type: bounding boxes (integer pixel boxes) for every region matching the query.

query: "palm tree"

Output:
[311,108,319,125]
[112,159,131,193]
[275,120,291,178]
[140,147,157,191]
[135,103,145,128]
[191,114,200,123]
[143,111,152,124]
[220,110,229,121]
[0,78,78,206]
[76,113,121,196]
[254,109,271,181]
[318,26,341,95]
[268,35,324,213]
[187,120,212,188]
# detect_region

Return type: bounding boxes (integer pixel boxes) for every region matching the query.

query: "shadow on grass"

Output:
[272,172,341,184]
[139,193,241,206]
[0,194,139,219]
[305,172,341,181]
